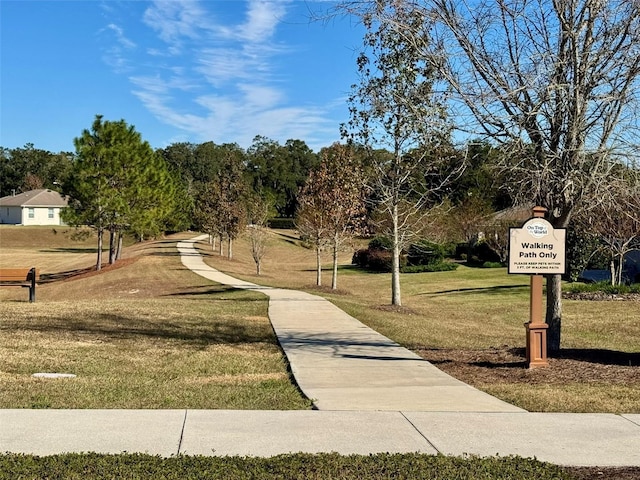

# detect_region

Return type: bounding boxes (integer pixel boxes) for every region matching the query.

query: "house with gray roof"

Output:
[0,189,68,225]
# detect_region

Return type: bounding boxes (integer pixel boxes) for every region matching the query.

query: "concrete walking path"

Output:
[176,235,522,412]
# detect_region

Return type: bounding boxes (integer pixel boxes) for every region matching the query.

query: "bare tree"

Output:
[433,0,640,350]
[246,195,272,276]
[585,172,640,285]
[341,0,461,306]
[296,177,330,287]
[340,0,640,348]
[296,144,367,289]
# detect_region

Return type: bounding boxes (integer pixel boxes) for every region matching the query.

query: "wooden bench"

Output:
[0,267,39,302]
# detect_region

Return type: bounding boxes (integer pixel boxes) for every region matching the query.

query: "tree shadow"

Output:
[421,346,639,368]
[164,285,265,300]
[555,348,639,367]
[10,313,275,346]
[38,247,103,254]
[419,284,529,296]
[40,267,96,283]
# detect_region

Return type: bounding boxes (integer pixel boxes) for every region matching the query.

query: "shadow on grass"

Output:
[40,267,96,283]
[419,285,529,296]
[421,346,639,368]
[38,247,103,254]
[164,285,265,300]
[555,348,640,367]
[11,312,275,346]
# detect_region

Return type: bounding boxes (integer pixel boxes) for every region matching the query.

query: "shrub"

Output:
[268,218,295,229]
[353,237,456,273]
[481,261,504,269]
[352,249,369,267]
[368,235,393,251]
[462,241,501,266]
[401,262,459,273]
[565,281,640,295]
[407,240,446,266]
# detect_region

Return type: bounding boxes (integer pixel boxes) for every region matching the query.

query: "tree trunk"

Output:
[219,235,224,256]
[116,233,123,260]
[546,212,571,354]
[109,229,117,264]
[391,206,401,306]
[316,245,322,286]
[256,260,261,276]
[96,228,103,271]
[332,235,339,290]
[546,274,562,354]
[227,237,233,259]
[618,254,624,285]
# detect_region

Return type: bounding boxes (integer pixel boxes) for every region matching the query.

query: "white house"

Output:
[0,189,68,226]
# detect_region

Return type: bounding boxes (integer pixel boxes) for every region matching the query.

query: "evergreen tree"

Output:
[63,115,182,269]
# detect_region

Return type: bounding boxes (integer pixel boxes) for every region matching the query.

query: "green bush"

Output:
[481,261,504,268]
[407,240,446,266]
[368,235,393,251]
[401,261,459,273]
[354,237,458,273]
[268,218,295,229]
[565,281,640,294]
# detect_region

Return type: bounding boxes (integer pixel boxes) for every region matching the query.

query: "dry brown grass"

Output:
[0,227,310,409]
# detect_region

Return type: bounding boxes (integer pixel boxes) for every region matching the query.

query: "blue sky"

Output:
[1,1,364,153]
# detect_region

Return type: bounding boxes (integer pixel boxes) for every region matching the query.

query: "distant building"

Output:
[0,189,68,226]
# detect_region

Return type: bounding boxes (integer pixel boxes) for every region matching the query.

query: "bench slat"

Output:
[0,268,39,282]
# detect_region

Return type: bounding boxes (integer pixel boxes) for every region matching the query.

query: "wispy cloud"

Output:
[100,23,137,72]
[100,0,340,150]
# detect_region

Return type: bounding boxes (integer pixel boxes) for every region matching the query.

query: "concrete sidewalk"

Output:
[177,235,522,412]
[1,410,639,466]
[1,235,638,466]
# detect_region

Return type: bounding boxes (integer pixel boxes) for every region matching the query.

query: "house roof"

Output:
[0,189,68,207]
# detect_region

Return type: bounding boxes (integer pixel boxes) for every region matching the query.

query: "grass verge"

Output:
[0,452,579,480]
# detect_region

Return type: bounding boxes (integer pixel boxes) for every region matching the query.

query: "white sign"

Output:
[508,218,566,275]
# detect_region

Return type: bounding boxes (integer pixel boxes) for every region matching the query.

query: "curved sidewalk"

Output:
[177,235,522,413]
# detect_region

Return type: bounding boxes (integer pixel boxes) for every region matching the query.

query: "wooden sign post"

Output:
[508,206,566,368]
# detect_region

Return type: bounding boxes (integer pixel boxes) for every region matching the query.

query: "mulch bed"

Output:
[565,466,640,479]
[414,346,640,480]
[415,346,639,385]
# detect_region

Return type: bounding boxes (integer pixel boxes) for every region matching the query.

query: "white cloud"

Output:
[107,23,136,49]
[103,0,340,151]
[142,0,208,53]
[238,1,288,42]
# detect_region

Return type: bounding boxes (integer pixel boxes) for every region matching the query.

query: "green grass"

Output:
[0,452,576,480]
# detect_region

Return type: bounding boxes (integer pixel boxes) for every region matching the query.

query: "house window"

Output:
[28,208,34,219]
[48,208,54,219]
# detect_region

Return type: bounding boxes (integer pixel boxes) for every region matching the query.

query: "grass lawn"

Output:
[0,226,310,410]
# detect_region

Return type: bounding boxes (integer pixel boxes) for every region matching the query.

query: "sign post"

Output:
[508,206,566,368]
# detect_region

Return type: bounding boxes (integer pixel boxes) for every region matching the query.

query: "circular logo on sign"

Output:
[526,221,549,238]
